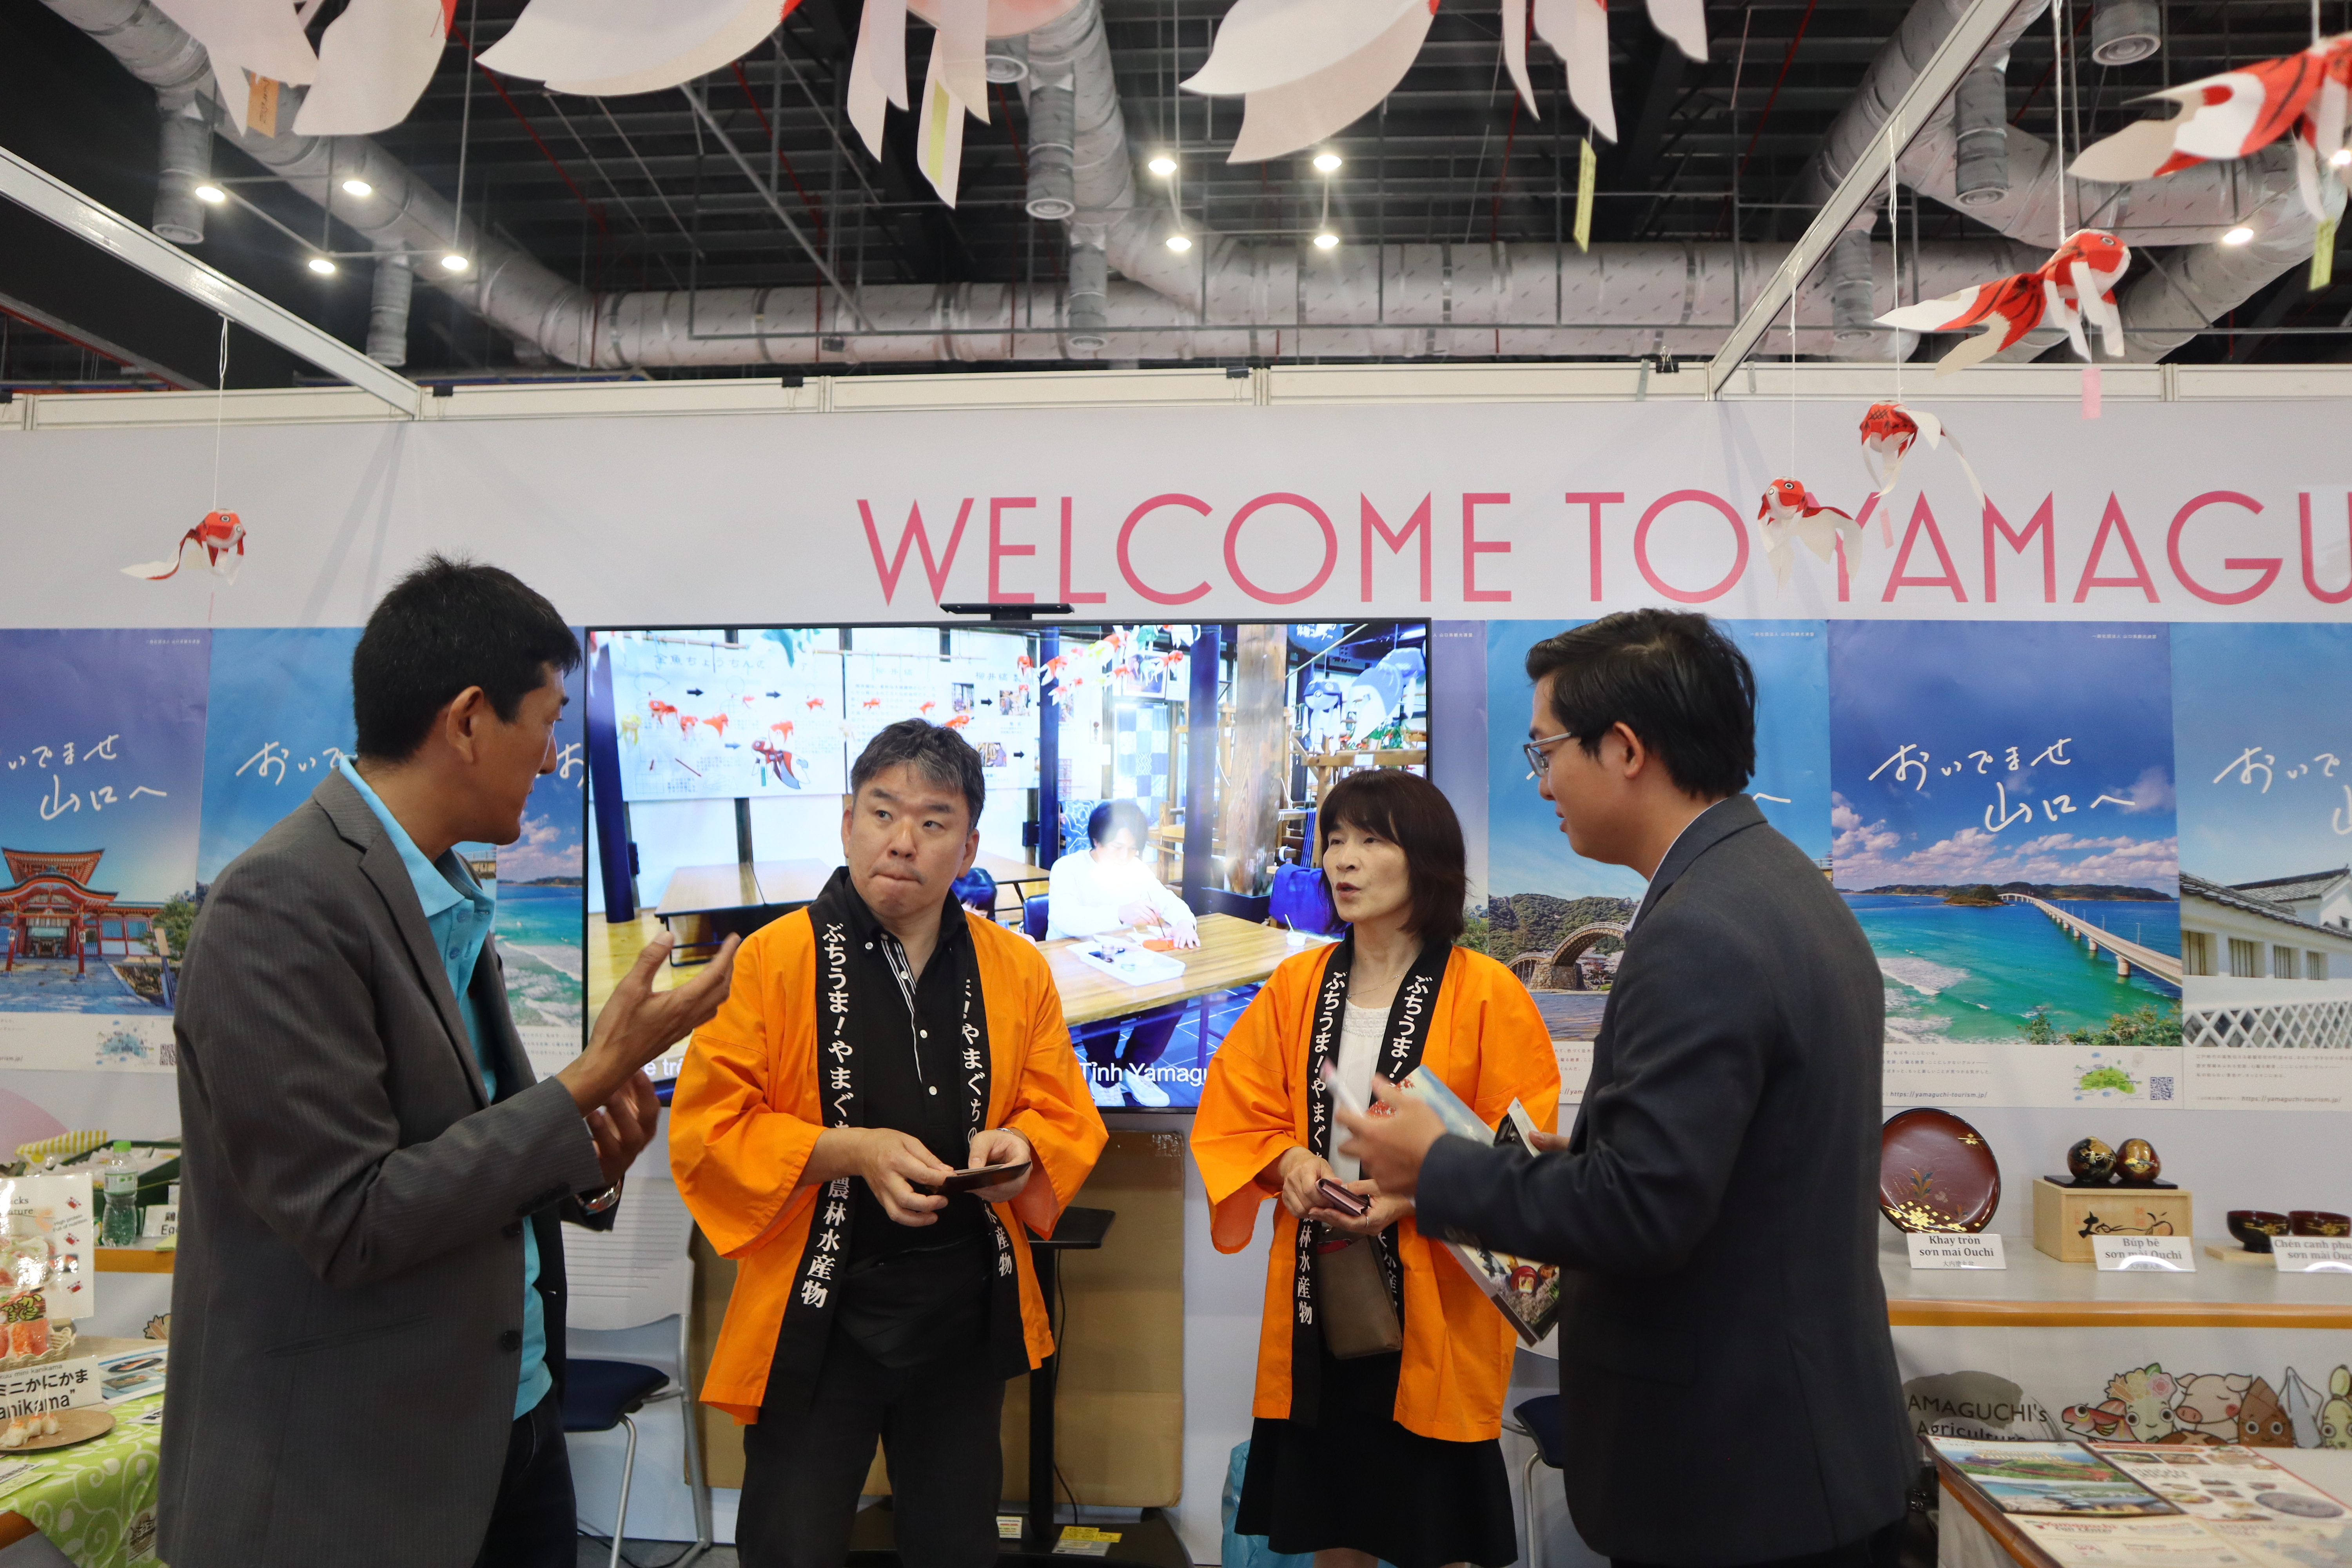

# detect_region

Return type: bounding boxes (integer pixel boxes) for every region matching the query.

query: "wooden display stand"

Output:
[2030,1176,2194,1263]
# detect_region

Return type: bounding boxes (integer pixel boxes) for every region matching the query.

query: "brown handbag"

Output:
[1312,1233,1403,1359]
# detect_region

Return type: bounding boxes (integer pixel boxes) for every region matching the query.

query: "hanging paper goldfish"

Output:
[123,510,247,582]
[2070,34,2351,225]
[1857,402,1984,543]
[1873,230,2132,377]
[1757,479,1860,591]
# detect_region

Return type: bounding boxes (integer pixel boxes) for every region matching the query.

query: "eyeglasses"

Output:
[1522,731,1573,779]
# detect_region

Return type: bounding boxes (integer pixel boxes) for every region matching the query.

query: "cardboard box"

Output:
[2032,1176,2194,1263]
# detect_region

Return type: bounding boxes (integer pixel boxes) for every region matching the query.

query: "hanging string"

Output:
[210,317,228,512]
[1889,116,1902,400]
[1788,288,1798,474]
[2052,0,2069,241]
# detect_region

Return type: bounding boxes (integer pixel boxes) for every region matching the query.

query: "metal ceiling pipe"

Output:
[1067,243,1109,348]
[367,252,413,367]
[1025,70,1076,221]
[1951,60,2009,207]
[1829,230,1878,340]
[2089,0,2161,67]
[153,107,212,244]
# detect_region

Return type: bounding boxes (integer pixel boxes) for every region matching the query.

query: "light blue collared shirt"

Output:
[338,759,550,1420]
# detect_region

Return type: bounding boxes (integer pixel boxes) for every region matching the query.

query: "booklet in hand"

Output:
[1398,1066,1563,1347]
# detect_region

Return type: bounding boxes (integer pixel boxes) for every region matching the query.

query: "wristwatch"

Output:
[577,1182,622,1215]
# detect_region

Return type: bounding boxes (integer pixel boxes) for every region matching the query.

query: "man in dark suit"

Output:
[1340,610,1912,1568]
[160,557,737,1568]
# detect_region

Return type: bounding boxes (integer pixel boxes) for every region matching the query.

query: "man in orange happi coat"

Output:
[671,720,1106,1568]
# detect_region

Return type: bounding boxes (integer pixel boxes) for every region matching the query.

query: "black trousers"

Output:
[1610,1518,1905,1568]
[1074,1002,1185,1071]
[473,1388,576,1568]
[738,1333,1007,1568]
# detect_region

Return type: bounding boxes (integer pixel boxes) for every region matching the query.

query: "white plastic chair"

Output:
[563,1175,711,1568]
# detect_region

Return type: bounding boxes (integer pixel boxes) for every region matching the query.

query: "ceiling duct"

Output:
[2089,0,2161,67]
[1951,60,2010,207]
[152,106,212,245]
[367,252,412,368]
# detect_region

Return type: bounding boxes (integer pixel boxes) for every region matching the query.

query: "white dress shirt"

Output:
[1045,849,1199,941]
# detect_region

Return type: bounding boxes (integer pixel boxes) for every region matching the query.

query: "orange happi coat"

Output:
[1191,942,1560,1443]
[670,907,1108,1423]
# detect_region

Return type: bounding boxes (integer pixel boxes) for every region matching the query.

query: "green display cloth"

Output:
[0,1392,165,1566]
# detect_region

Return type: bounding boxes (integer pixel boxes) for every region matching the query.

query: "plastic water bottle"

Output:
[101,1142,140,1247]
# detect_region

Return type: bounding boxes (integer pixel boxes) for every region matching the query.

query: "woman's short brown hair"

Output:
[1317,769,1468,948]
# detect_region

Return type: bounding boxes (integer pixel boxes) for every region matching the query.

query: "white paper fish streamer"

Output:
[1873,230,2132,377]
[124,511,247,583]
[1757,479,1859,590]
[477,0,797,98]
[293,0,454,136]
[1857,401,1983,543]
[146,0,318,135]
[844,0,989,204]
[1183,0,1707,164]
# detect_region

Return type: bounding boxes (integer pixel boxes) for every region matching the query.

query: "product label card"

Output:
[1908,1232,2009,1269]
[2270,1237,2352,1272]
[0,1354,101,1419]
[2094,1235,2198,1271]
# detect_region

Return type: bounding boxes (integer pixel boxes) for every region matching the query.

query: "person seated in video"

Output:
[1047,800,1198,1110]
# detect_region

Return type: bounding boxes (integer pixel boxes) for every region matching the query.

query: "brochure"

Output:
[2015,1515,2256,1565]
[1397,1066,1561,1346]
[1928,1437,2176,1517]
[2093,1443,2352,1526]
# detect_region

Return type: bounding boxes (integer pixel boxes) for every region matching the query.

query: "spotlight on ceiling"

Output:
[340,178,373,197]
[194,183,225,204]
[307,256,338,275]
[1312,152,1342,174]
[440,253,471,272]
[1166,232,1193,252]
[2333,148,2352,169]
[1312,230,1339,250]
[2221,225,2255,246]
[1147,154,1177,177]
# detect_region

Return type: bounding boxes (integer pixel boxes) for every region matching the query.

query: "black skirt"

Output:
[1234,1336,1517,1568]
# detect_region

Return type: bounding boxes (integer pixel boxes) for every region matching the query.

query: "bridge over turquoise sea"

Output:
[2002,894,2184,987]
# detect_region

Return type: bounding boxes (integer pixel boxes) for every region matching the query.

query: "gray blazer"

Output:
[159,773,607,1568]
[1420,796,1912,1567]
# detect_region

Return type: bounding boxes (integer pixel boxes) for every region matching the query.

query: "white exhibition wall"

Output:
[4,375,2350,1557]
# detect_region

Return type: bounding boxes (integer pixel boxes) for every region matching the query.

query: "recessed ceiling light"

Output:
[1165,232,1193,252]
[307,256,337,274]
[1147,154,1177,177]
[340,177,373,197]
[2333,147,2352,168]
[193,184,225,204]
[1312,231,1339,250]
[1312,152,1342,173]
[440,253,470,272]
[2221,225,2254,245]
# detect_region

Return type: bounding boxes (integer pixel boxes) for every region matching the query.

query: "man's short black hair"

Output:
[1087,799,1149,849]
[1524,610,1756,799]
[351,554,579,762]
[851,719,987,827]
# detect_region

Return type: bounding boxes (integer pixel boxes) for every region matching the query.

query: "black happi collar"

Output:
[1287,931,1451,1424]
[768,868,1025,1407]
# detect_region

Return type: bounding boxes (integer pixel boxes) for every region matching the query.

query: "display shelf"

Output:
[94,1242,174,1274]
[1878,1231,2352,1329]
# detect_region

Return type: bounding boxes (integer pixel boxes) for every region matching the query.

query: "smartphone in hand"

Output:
[935,1160,1031,1196]
[1315,1176,1371,1218]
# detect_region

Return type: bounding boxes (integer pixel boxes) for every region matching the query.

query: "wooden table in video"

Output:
[1044,914,1309,1027]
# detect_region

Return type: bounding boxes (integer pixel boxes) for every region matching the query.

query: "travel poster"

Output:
[198,626,362,881]
[2171,623,2352,1107]
[1829,622,2181,1103]
[1481,619,1830,1058]
[499,632,587,1060]
[1927,1437,2175,1517]
[0,630,208,1070]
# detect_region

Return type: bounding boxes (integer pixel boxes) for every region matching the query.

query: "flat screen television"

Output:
[584,620,1430,1110]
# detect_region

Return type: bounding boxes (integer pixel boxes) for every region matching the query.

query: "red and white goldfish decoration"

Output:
[751,739,802,788]
[1757,479,1861,590]
[123,510,246,582]
[2072,34,2352,227]
[1857,402,1983,543]
[1875,229,2132,377]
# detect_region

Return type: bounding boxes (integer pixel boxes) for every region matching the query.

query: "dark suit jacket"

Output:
[1419,796,1911,1567]
[159,773,609,1568]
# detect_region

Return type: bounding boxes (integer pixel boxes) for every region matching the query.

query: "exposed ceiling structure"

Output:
[1,0,2347,388]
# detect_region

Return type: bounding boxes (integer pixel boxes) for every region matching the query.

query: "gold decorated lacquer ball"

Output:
[2116,1137,2161,1185]
[2067,1136,2115,1184]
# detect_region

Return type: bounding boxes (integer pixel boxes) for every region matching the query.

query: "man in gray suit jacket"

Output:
[160,557,737,1568]
[1341,611,1912,1568]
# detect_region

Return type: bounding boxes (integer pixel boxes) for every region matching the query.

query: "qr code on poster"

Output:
[2149,1076,2174,1101]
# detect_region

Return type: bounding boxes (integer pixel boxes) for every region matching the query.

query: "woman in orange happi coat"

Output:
[1194,770,1559,1568]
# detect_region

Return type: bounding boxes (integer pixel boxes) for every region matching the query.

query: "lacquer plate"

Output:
[1879,1108,2001,1233]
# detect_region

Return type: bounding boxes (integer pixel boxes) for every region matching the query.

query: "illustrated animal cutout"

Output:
[1875,230,2133,377]
[2171,1372,2253,1441]
[1757,478,1861,590]
[123,510,247,582]
[2234,1377,2296,1447]
[2071,34,2352,226]
[2324,1365,2352,1449]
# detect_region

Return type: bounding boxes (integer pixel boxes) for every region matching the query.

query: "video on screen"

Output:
[584,621,1429,1111]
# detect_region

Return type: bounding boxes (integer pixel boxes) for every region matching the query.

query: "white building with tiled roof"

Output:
[2225,867,2352,933]
[2180,872,2352,1050]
